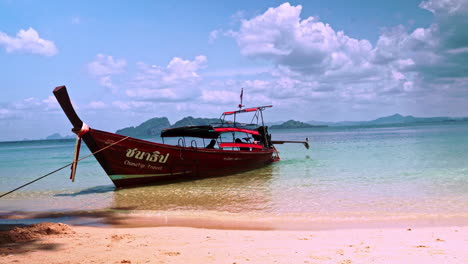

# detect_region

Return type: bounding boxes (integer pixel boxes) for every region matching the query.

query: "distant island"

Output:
[45,133,74,140]
[115,116,220,137]
[270,120,327,129]
[307,113,468,127]
[116,117,171,138]
[41,113,467,141]
[171,117,221,128]
[113,113,468,138]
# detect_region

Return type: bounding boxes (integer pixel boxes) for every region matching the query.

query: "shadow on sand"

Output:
[0,207,138,231]
[0,239,63,256]
[0,222,73,256]
[54,185,116,197]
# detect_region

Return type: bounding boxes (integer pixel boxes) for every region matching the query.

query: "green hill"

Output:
[171,116,220,128]
[270,120,326,129]
[116,117,170,137]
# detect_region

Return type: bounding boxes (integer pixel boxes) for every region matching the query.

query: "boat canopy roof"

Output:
[161,126,219,139]
[161,125,261,138]
[161,105,272,139]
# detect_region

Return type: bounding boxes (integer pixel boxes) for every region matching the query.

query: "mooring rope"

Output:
[0,135,130,198]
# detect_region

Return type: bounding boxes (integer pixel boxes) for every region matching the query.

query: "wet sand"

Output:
[2,208,468,230]
[0,221,467,264]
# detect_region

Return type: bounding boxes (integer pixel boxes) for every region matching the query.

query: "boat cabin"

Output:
[160,106,273,151]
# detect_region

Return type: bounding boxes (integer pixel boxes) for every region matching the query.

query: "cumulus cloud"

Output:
[111,100,153,111]
[0,108,13,120]
[127,55,207,101]
[208,30,220,44]
[0,96,60,120]
[203,67,269,77]
[220,1,468,118]
[88,54,127,90]
[11,96,59,111]
[231,3,373,77]
[419,0,468,14]
[126,88,181,101]
[133,55,207,88]
[201,90,240,104]
[371,25,440,66]
[30,0,462,123]
[86,101,108,109]
[0,28,58,56]
[199,86,274,108]
[88,54,127,76]
[420,0,468,53]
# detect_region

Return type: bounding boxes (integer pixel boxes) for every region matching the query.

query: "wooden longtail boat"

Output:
[53,86,307,188]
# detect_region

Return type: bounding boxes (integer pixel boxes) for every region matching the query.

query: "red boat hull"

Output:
[82,129,278,187]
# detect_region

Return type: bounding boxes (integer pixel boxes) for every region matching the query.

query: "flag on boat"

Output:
[239,88,244,109]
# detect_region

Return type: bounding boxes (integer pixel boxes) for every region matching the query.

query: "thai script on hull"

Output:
[125,148,170,163]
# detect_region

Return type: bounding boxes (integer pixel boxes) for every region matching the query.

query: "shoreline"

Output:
[1,223,466,264]
[1,209,468,231]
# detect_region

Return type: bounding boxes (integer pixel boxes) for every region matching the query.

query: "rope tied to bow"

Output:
[70,123,90,182]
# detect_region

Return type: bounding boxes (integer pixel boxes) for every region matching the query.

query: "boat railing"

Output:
[177,138,186,147]
[190,139,198,148]
[212,122,257,129]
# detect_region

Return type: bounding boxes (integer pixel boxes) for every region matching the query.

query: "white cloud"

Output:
[88,54,126,76]
[419,0,468,52]
[111,100,152,111]
[88,54,127,90]
[0,108,13,120]
[126,55,207,101]
[371,25,439,66]
[208,30,220,44]
[133,55,206,88]
[0,95,61,121]
[201,90,239,104]
[87,101,108,109]
[392,70,406,81]
[41,96,60,110]
[199,87,274,108]
[203,67,270,77]
[218,1,468,118]
[231,3,373,77]
[10,96,60,111]
[98,76,114,89]
[419,0,468,14]
[0,28,58,56]
[446,46,468,54]
[126,88,181,101]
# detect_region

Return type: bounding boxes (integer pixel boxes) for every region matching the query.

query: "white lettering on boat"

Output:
[147,164,163,170]
[125,148,170,163]
[124,160,146,169]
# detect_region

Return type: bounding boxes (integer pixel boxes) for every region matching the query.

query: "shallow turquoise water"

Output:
[0,123,467,220]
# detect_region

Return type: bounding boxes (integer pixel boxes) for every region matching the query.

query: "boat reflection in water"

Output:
[110,165,275,213]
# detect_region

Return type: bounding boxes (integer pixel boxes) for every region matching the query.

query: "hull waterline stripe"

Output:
[110,171,192,180]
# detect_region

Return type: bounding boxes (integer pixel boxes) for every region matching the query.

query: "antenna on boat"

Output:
[238,88,244,110]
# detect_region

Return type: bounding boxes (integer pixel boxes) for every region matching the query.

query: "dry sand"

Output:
[0,222,466,264]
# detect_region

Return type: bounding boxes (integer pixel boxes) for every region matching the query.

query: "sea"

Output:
[1,122,467,228]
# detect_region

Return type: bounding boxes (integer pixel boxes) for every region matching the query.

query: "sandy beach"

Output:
[0,221,466,264]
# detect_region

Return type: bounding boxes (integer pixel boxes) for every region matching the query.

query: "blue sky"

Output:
[0,0,467,141]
